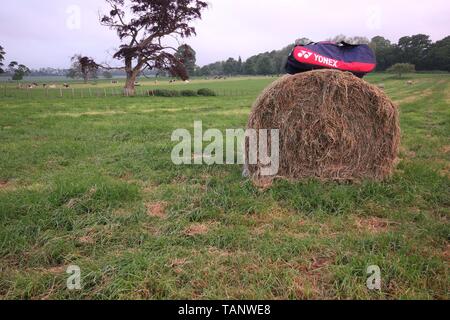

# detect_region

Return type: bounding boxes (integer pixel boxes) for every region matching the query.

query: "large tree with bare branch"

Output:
[101,0,207,95]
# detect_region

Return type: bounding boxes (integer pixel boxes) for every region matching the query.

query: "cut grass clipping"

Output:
[246,69,401,183]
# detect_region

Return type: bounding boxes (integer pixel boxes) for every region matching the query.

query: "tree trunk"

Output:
[124,71,138,96]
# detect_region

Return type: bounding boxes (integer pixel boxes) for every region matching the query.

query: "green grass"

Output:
[0,74,449,300]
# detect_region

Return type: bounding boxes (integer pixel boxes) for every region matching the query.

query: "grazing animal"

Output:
[43,84,47,88]
[111,80,118,84]
[407,81,414,85]
[63,83,70,88]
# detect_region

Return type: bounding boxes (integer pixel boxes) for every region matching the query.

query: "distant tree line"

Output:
[192,34,450,77]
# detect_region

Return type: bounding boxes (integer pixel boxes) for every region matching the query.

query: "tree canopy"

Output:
[100,0,207,94]
[70,55,99,83]
[387,63,416,78]
[8,62,30,81]
[175,44,197,78]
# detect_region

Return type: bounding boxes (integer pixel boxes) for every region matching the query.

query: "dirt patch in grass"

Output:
[305,255,335,273]
[167,258,192,274]
[184,223,210,236]
[119,171,135,182]
[442,243,450,261]
[142,183,158,194]
[207,246,234,258]
[440,164,450,178]
[146,202,167,218]
[355,216,392,234]
[291,255,335,299]
[252,177,273,190]
[247,207,291,224]
[0,180,10,189]
[78,235,95,244]
[45,265,67,275]
[113,208,131,217]
[168,258,191,268]
[441,145,450,154]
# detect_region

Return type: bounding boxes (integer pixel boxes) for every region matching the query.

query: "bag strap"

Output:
[339,41,358,47]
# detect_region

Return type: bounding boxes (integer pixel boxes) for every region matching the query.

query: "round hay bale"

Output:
[246,69,400,182]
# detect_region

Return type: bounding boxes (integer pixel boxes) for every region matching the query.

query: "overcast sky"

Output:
[0,0,449,69]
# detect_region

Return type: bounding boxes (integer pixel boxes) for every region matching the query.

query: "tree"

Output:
[369,36,398,71]
[295,37,312,45]
[397,34,432,70]
[70,55,99,83]
[387,63,416,78]
[100,0,208,95]
[197,65,211,76]
[237,56,243,75]
[8,62,30,81]
[102,70,113,79]
[243,56,257,75]
[175,44,196,78]
[426,36,450,71]
[223,57,238,75]
[255,55,273,75]
[66,68,78,79]
[0,45,5,74]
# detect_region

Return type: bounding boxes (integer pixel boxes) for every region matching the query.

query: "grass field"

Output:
[0,73,449,299]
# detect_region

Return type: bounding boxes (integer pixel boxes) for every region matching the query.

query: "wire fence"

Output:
[0,85,255,100]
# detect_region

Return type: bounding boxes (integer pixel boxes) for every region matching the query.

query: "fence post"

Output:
[60,88,63,98]
[89,88,92,97]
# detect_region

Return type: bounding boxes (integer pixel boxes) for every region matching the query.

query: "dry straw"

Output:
[246,69,400,183]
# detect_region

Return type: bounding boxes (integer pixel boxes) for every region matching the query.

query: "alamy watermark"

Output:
[66,5,82,30]
[366,4,382,30]
[66,265,81,290]
[171,121,279,176]
[366,265,381,290]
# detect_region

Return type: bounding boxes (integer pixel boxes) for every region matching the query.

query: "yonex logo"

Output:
[298,50,312,59]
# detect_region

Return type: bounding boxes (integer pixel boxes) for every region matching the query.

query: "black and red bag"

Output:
[285,41,376,78]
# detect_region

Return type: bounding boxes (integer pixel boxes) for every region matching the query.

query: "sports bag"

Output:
[285,41,376,78]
